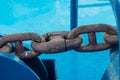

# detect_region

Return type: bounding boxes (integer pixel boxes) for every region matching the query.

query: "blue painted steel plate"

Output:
[0,53,39,80]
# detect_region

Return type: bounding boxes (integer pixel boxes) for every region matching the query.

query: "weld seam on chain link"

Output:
[64,39,67,51]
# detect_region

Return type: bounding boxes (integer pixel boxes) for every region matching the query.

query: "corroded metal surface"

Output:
[15,41,39,59]
[32,31,82,53]
[0,43,11,53]
[104,33,118,45]
[0,33,43,59]
[68,24,118,52]
[0,24,118,59]
[68,24,117,39]
[0,33,44,47]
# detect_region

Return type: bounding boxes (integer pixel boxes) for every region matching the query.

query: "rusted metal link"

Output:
[68,24,117,38]
[104,33,118,45]
[0,33,45,47]
[88,32,97,45]
[0,33,44,59]
[32,36,65,53]
[0,43,11,53]
[32,31,82,53]
[68,24,118,52]
[75,43,111,52]
[15,41,39,59]
[42,31,69,40]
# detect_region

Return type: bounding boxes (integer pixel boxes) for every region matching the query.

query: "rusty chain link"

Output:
[0,24,118,59]
[32,31,82,53]
[0,43,11,53]
[68,24,118,52]
[0,33,44,59]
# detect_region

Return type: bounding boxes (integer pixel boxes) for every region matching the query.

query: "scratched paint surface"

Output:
[0,0,117,80]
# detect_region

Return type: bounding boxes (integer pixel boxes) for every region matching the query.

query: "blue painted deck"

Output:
[0,0,117,80]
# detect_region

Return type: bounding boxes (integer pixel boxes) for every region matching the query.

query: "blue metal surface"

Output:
[102,1,120,79]
[0,53,39,80]
[70,0,78,30]
[23,57,49,80]
[110,0,120,55]
[102,46,119,80]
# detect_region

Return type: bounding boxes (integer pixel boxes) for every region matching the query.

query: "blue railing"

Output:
[70,0,78,30]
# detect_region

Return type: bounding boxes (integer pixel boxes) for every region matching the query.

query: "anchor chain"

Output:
[0,24,118,59]
[68,24,118,52]
[0,33,44,59]
[32,31,82,53]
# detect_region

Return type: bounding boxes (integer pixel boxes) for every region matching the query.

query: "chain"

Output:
[0,43,11,53]
[32,31,82,53]
[0,24,118,59]
[0,33,44,59]
[68,24,118,52]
